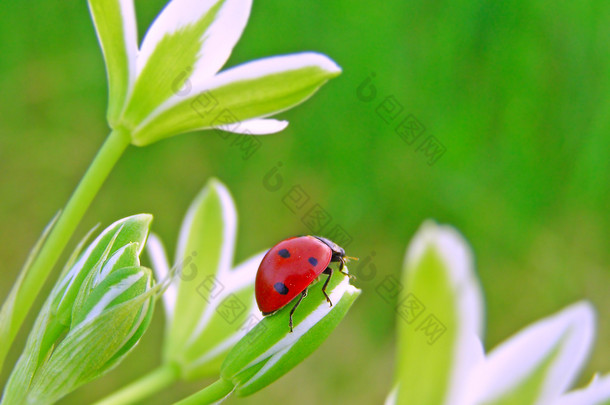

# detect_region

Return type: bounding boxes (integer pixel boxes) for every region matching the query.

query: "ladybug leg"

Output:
[338,257,355,279]
[322,267,333,307]
[289,289,308,332]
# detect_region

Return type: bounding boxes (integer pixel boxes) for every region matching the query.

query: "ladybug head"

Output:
[313,235,345,261]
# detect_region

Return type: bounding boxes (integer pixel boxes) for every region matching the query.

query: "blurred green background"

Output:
[1,0,609,403]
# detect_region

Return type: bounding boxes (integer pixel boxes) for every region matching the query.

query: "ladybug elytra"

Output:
[255,235,354,332]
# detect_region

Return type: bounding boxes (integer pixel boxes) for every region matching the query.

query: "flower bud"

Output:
[1,216,155,405]
[50,214,151,327]
[23,267,155,405]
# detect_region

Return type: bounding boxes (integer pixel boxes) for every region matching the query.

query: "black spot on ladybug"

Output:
[274,282,289,295]
[278,249,290,258]
[308,257,318,266]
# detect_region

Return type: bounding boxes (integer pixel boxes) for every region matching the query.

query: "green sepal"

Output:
[0,211,60,374]
[71,266,150,327]
[130,62,340,145]
[396,245,459,404]
[221,273,360,396]
[87,0,137,126]
[164,180,228,361]
[120,0,225,127]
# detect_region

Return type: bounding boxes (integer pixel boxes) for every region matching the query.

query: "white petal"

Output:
[224,251,267,291]
[120,0,138,86]
[216,118,289,135]
[186,251,265,346]
[88,0,138,97]
[174,178,235,268]
[203,52,341,92]
[189,297,259,369]
[468,301,596,404]
[180,180,238,342]
[174,178,238,278]
[405,221,485,405]
[457,333,486,404]
[94,243,139,285]
[154,52,341,114]
[405,221,485,338]
[556,373,610,405]
[138,0,251,79]
[56,218,131,308]
[140,52,340,131]
[385,386,398,405]
[83,272,144,324]
[146,233,176,322]
[214,179,237,277]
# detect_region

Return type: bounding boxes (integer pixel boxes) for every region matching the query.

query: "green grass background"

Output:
[1,0,609,403]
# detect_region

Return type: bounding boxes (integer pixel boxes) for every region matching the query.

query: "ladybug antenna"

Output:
[344,255,359,262]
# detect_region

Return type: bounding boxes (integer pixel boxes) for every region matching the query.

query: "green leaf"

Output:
[221,272,360,396]
[129,53,341,145]
[57,224,99,281]
[87,0,138,126]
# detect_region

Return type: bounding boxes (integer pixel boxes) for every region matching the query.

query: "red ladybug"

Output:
[255,235,353,332]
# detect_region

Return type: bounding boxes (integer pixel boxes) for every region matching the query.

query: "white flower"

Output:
[388,221,610,405]
[146,178,265,378]
[88,0,341,145]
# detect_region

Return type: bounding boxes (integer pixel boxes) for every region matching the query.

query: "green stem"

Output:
[0,128,131,372]
[93,363,180,405]
[173,379,235,405]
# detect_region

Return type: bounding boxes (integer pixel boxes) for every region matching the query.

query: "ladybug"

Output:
[255,235,353,332]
